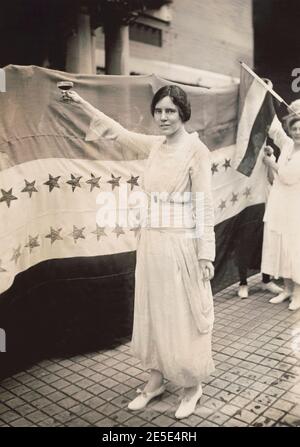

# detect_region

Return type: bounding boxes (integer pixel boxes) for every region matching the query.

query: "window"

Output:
[129,22,162,47]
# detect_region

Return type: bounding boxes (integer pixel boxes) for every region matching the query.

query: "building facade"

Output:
[96,0,253,87]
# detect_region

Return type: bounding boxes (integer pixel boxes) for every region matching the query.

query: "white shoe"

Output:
[238,285,248,299]
[261,282,283,294]
[288,298,300,311]
[175,384,203,419]
[269,291,292,304]
[127,385,165,411]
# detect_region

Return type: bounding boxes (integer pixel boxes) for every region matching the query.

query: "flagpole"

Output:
[240,61,300,116]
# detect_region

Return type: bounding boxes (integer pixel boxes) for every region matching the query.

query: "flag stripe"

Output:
[0,135,149,165]
[237,92,275,176]
[0,126,237,167]
[0,148,269,294]
[0,65,238,169]
[233,71,267,169]
[0,151,268,232]
[212,143,269,225]
[237,66,255,120]
[0,250,136,379]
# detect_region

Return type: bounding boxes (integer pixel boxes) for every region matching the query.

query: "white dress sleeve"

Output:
[85,108,162,157]
[278,155,300,185]
[268,115,292,154]
[190,145,216,262]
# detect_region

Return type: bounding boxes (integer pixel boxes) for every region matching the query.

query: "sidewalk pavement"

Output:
[0,275,300,427]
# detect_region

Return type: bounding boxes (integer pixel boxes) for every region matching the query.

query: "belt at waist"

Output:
[141,202,195,229]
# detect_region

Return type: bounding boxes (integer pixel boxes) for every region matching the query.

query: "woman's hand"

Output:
[262,154,278,172]
[199,259,214,281]
[62,91,101,119]
[64,90,85,104]
[264,146,274,157]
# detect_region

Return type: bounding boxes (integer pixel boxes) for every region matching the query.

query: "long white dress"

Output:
[86,110,216,387]
[262,116,300,284]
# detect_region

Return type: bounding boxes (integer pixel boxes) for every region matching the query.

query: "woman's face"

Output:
[153,96,183,136]
[290,120,300,145]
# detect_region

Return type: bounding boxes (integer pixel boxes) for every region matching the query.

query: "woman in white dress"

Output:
[64,85,215,419]
[262,100,300,311]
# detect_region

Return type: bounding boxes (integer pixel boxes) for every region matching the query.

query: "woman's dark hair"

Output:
[150,85,191,122]
[288,116,300,129]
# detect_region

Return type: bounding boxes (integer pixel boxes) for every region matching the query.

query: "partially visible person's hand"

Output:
[264,146,274,157]
[65,90,85,104]
[263,154,276,168]
[199,259,214,281]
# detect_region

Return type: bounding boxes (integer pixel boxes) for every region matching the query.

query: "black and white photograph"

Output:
[0,0,300,431]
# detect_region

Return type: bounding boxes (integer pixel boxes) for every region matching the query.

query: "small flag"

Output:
[233,62,280,176]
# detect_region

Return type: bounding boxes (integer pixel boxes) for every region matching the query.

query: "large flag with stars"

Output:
[0,65,269,377]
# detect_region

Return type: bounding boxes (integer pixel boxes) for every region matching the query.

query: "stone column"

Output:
[65,9,95,74]
[104,24,130,75]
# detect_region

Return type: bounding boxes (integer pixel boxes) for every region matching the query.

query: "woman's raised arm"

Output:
[268,114,291,151]
[65,90,162,157]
